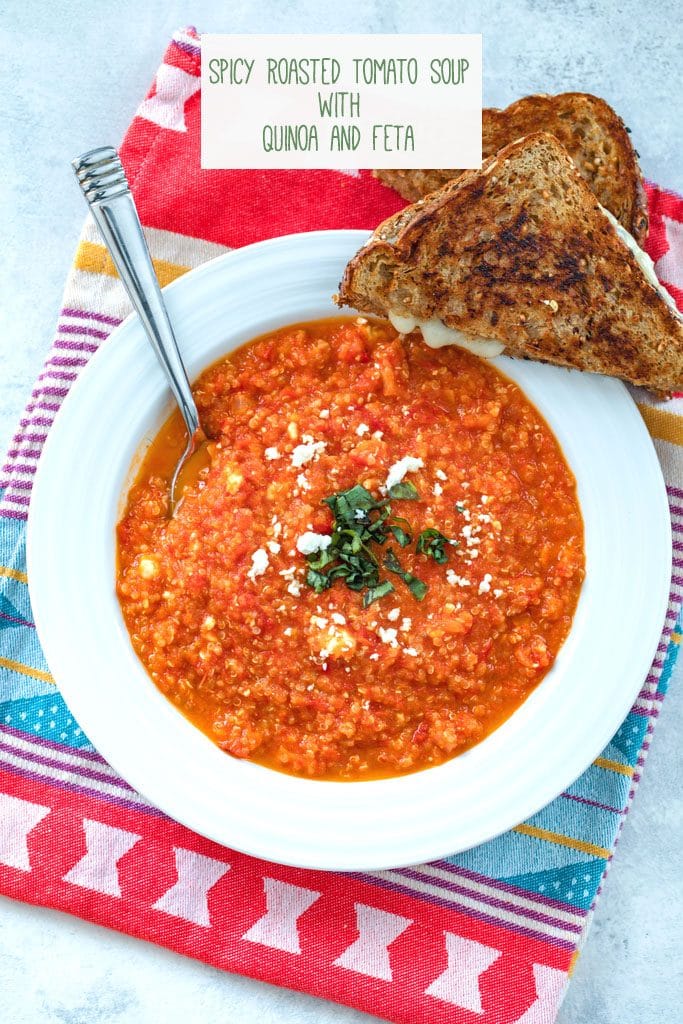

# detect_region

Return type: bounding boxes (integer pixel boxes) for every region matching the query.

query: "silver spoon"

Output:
[72,146,205,514]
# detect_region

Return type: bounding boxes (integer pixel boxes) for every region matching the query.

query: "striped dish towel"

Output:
[1,28,682,1024]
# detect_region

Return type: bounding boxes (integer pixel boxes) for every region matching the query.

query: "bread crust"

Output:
[374,92,649,245]
[341,133,682,394]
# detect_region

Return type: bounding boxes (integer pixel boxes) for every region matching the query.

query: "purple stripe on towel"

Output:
[2,464,37,475]
[57,323,110,340]
[428,859,587,915]
[1,493,31,507]
[0,737,136,791]
[396,865,584,933]
[0,509,28,522]
[54,340,98,354]
[61,307,123,327]
[0,480,32,491]
[1,724,107,763]
[560,790,623,815]
[47,355,89,368]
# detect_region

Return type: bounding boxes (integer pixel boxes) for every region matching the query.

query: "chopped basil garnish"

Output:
[306,567,331,593]
[384,548,428,601]
[363,580,395,608]
[301,476,450,606]
[388,480,420,501]
[416,528,451,565]
[390,523,412,548]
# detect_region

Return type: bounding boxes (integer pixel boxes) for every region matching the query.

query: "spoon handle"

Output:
[71,146,200,439]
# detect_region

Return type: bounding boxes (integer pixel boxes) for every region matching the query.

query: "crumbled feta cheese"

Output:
[291,440,326,467]
[331,612,346,625]
[296,532,332,556]
[279,565,296,579]
[436,469,448,481]
[378,627,399,647]
[478,573,493,595]
[264,447,281,460]
[403,647,418,657]
[433,482,443,497]
[202,615,216,630]
[369,652,380,661]
[456,501,472,522]
[319,408,330,418]
[287,579,302,597]
[283,627,293,637]
[373,430,384,440]
[354,508,366,520]
[386,607,401,622]
[481,494,490,504]
[311,615,328,629]
[400,617,412,632]
[356,423,370,436]
[296,473,311,492]
[493,588,503,598]
[287,422,298,439]
[267,540,281,555]
[446,570,471,587]
[246,548,269,582]
[383,456,424,493]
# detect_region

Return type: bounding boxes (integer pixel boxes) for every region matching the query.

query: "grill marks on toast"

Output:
[339,133,683,393]
[374,92,648,244]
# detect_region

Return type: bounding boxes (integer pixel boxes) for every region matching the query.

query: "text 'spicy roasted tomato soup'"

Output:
[117,318,585,780]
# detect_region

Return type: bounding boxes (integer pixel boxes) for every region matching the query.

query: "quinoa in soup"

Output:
[117,317,585,780]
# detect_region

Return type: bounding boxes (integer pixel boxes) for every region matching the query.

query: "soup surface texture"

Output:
[117,317,584,780]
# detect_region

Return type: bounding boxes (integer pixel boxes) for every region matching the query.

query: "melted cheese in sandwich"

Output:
[600,206,681,317]
[388,312,505,358]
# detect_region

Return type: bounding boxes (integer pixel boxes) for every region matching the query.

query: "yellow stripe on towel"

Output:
[513,823,611,860]
[637,404,683,447]
[0,656,54,685]
[593,757,634,777]
[74,240,189,288]
[0,566,28,584]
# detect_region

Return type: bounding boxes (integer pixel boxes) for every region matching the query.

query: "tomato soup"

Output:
[117,318,584,780]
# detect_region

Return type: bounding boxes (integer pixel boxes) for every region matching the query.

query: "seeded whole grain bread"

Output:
[374,92,649,244]
[338,132,683,394]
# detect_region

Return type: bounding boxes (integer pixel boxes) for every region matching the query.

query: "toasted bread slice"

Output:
[374,92,648,244]
[339,133,683,394]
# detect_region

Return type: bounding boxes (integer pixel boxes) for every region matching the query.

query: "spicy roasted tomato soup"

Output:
[117,317,584,780]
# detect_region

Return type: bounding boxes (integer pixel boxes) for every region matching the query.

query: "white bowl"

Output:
[28,230,671,871]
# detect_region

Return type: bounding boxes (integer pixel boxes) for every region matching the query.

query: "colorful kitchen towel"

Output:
[1,28,682,1024]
